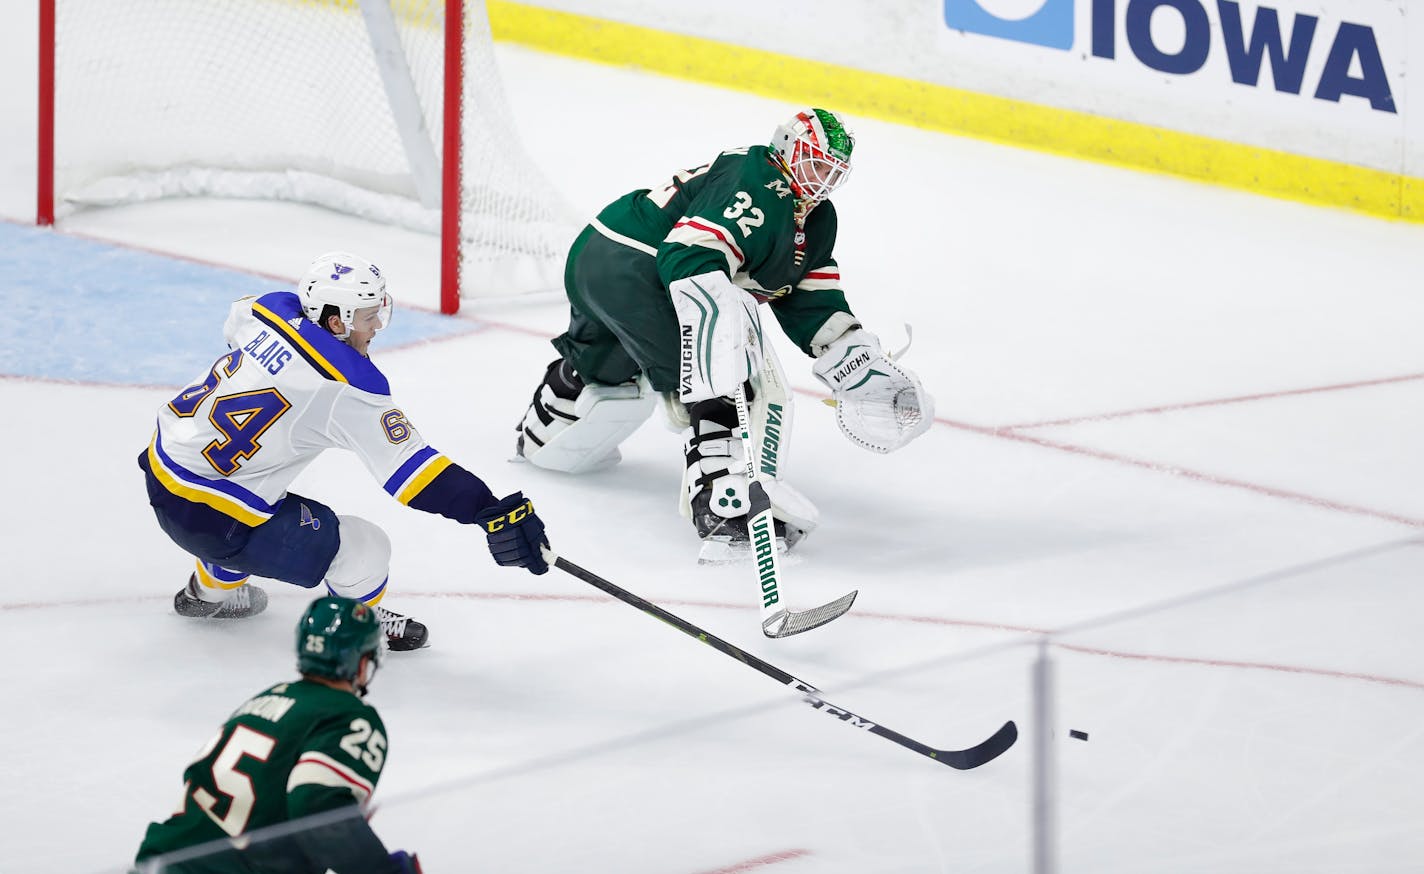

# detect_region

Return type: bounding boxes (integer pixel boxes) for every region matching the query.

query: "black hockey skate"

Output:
[691,489,804,565]
[373,605,429,651]
[173,574,269,619]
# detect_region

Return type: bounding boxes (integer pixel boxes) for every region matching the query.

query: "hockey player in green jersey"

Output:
[515,108,934,561]
[134,597,421,874]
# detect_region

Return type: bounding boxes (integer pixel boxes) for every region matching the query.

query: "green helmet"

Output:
[296,596,383,683]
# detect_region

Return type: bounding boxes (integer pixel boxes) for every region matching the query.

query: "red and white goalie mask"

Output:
[771,108,855,205]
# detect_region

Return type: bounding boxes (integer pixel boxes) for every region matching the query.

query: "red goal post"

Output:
[37,0,578,313]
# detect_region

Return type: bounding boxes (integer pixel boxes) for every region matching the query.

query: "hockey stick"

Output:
[732,381,857,638]
[546,549,1019,771]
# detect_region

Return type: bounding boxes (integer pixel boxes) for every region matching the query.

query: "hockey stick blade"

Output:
[547,550,1018,771]
[731,362,853,637]
[744,461,855,638]
[763,589,858,638]
[790,678,1019,770]
[911,717,1017,770]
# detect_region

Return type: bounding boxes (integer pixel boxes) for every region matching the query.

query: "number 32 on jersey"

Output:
[723,191,764,237]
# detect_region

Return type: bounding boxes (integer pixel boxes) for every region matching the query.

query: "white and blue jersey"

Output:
[144,291,496,536]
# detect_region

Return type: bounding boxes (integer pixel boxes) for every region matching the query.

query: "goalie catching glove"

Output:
[812,328,934,453]
[475,492,549,575]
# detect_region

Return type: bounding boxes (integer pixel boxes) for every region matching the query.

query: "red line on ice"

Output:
[998,371,1424,430]
[4,591,1420,691]
[689,849,812,874]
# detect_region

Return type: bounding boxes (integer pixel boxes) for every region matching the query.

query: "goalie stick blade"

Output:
[762,589,859,638]
[930,720,1018,770]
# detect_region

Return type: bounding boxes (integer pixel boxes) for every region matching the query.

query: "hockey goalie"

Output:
[513,108,934,562]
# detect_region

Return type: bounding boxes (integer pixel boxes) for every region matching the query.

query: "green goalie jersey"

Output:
[592,144,855,355]
[136,680,391,874]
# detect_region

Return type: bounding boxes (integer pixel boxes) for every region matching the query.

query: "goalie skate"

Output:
[683,396,812,564]
[692,490,806,565]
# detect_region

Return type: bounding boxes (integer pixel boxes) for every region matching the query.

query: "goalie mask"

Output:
[298,251,392,341]
[771,108,855,206]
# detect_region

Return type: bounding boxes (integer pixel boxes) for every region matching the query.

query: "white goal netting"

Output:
[50,0,580,300]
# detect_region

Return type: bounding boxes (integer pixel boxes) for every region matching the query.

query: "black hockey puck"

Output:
[1069,729,1089,741]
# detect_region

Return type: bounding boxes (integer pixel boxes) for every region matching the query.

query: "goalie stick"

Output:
[733,381,857,638]
[546,549,1019,771]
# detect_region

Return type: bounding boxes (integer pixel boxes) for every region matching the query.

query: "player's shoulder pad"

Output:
[805,197,839,236]
[248,291,391,396]
[699,146,793,215]
[296,680,386,726]
[730,145,799,215]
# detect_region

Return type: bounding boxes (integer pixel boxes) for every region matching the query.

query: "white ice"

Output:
[2,2,1424,871]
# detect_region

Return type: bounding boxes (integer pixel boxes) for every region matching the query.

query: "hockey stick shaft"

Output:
[733,380,857,637]
[547,551,1018,770]
[732,382,789,634]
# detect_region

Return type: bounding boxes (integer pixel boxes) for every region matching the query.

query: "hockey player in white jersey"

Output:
[138,252,551,650]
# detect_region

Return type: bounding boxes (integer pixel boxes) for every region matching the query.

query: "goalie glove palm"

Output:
[475,492,550,575]
[812,329,934,453]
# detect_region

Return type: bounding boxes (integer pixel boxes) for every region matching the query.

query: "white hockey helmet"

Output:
[771,108,855,204]
[297,251,392,340]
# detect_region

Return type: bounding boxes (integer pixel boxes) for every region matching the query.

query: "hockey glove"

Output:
[390,850,423,874]
[669,271,765,404]
[475,492,549,575]
[812,328,935,453]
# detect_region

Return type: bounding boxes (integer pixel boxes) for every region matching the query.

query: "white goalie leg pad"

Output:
[746,344,819,534]
[659,391,691,433]
[323,516,392,602]
[761,479,818,535]
[524,377,657,474]
[680,416,750,528]
[678,344,819,537]
[670,271,765,404]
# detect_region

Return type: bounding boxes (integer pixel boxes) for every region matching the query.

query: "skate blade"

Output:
[697,536,795,566]
[508,450,622,473]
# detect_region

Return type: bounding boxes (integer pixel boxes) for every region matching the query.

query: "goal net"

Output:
[39,0,581,311]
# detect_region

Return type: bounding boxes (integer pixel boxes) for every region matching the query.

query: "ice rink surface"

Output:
[2,2,1423,871]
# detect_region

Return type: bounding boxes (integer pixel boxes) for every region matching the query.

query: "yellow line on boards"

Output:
[486,0,1422,223]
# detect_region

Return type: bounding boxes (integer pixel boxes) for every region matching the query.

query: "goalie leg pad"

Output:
[679,396,816,553]
[745,347,819,535]
[670,271,765,404]
[681,397,751,534]
[517,358,655,474]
